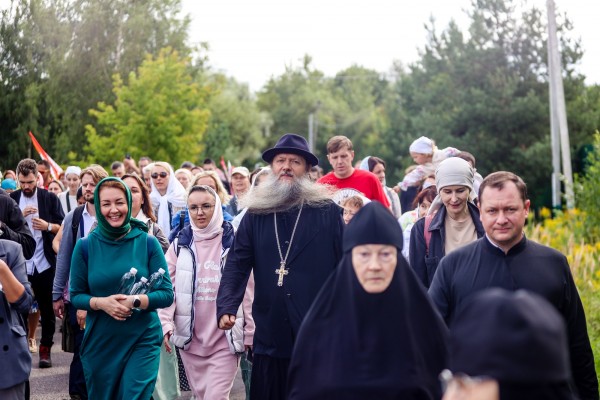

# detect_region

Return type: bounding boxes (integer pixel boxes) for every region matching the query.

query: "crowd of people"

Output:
[0,132,597,400]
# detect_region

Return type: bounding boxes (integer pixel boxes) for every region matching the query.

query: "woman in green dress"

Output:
[70,177,174,400]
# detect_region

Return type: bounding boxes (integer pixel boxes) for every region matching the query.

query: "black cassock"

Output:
[217,201,344,397]
[429,236,599,400]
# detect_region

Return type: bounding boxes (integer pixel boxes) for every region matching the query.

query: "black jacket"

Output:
[0,192,35,259]
[409,202,484,288]
[10,189,64,267]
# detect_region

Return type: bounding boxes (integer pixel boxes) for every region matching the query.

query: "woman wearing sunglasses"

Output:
[148,162,187,236]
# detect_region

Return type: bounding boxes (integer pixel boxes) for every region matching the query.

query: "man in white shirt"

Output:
[11,158,64,368]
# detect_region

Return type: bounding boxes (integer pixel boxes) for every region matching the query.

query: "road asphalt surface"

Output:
[29,325,246,400]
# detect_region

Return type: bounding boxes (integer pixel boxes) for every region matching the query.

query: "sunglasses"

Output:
[151,172,168,179]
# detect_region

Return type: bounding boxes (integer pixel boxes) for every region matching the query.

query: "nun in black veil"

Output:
[287,201,448,400]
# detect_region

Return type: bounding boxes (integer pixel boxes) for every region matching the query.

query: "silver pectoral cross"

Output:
[275,261,289,287]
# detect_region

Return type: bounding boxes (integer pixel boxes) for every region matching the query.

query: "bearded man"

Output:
[217,133,344,399]
[11,158,64,368]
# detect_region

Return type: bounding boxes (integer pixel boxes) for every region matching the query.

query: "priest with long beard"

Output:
[217,133,344,399]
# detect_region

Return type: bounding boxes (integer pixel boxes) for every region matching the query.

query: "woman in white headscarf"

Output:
[58,166,81,214]
[158,185,253,400]
[408,157,485,288]
[149,161,187,236]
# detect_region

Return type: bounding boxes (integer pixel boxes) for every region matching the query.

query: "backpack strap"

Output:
[71,205,85,250]
[424,214,434,256]
[81,237,89,263]
[147,235,154,259]
[178,210,186,231]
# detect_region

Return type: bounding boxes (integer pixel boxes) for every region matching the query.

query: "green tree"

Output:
[202,75,266,167]
[257,56,345,164]
[574,132,600,242]
[396,0,586,205]
[330,66,390,157]
[85,48,211,166]
[0,0,191,169]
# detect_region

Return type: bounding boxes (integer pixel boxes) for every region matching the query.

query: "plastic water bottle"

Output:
[117,267,138,294]
[142,268,166,294]
[129,276,148,295]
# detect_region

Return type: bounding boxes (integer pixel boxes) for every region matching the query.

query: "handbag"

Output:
[61,305,75,353]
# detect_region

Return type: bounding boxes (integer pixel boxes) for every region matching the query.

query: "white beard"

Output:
[240,171,334,214]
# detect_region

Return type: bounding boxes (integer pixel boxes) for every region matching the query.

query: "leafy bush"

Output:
[574,132,600,243]
[526,210,600,374]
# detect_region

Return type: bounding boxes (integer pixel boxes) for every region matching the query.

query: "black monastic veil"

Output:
[287,202,449,400]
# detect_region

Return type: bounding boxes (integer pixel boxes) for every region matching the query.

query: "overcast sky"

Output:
[182,0,600,92]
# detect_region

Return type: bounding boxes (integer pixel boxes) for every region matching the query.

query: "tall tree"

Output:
[202,75,266,167]
[396,0,585,204]
[0,0,191,170]
[85,47,211,166]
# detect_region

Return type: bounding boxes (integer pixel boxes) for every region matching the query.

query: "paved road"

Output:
[29,325,246,400]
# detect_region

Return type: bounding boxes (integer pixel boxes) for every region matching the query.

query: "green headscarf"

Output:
[94,177,149,240]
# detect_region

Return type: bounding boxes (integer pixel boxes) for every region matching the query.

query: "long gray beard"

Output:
[240,172,334,215]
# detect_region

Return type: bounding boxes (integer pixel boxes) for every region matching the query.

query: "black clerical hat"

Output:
[262,133,319,166]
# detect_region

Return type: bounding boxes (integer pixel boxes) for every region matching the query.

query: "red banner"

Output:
[28,131,64,180]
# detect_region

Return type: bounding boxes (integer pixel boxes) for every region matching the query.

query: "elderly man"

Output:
[217,133,344,399]
[428,171,598,400]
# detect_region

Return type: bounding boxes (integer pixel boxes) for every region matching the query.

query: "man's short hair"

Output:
[326,136,353,154]
[479,171,528,203]
[80,164,109,184]
[111,161,123,170]
[37,159,51,169]
[16,158,38,177]
[180,161,195,169]
[203,158,216,165]
[456,151,476,168]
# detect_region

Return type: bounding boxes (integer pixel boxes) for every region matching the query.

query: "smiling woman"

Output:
[99,183,129,229]
[409,157,485,288]
[69,177,174,400]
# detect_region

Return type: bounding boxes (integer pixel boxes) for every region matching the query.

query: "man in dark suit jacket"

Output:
[0,188,35,259]
[12,158,64,368]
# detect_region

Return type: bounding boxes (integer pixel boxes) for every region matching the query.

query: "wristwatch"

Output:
[47,222,52,232]
[132,295,141,309]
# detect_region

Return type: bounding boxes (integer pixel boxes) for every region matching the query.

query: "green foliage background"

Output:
[1,0,600,208]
